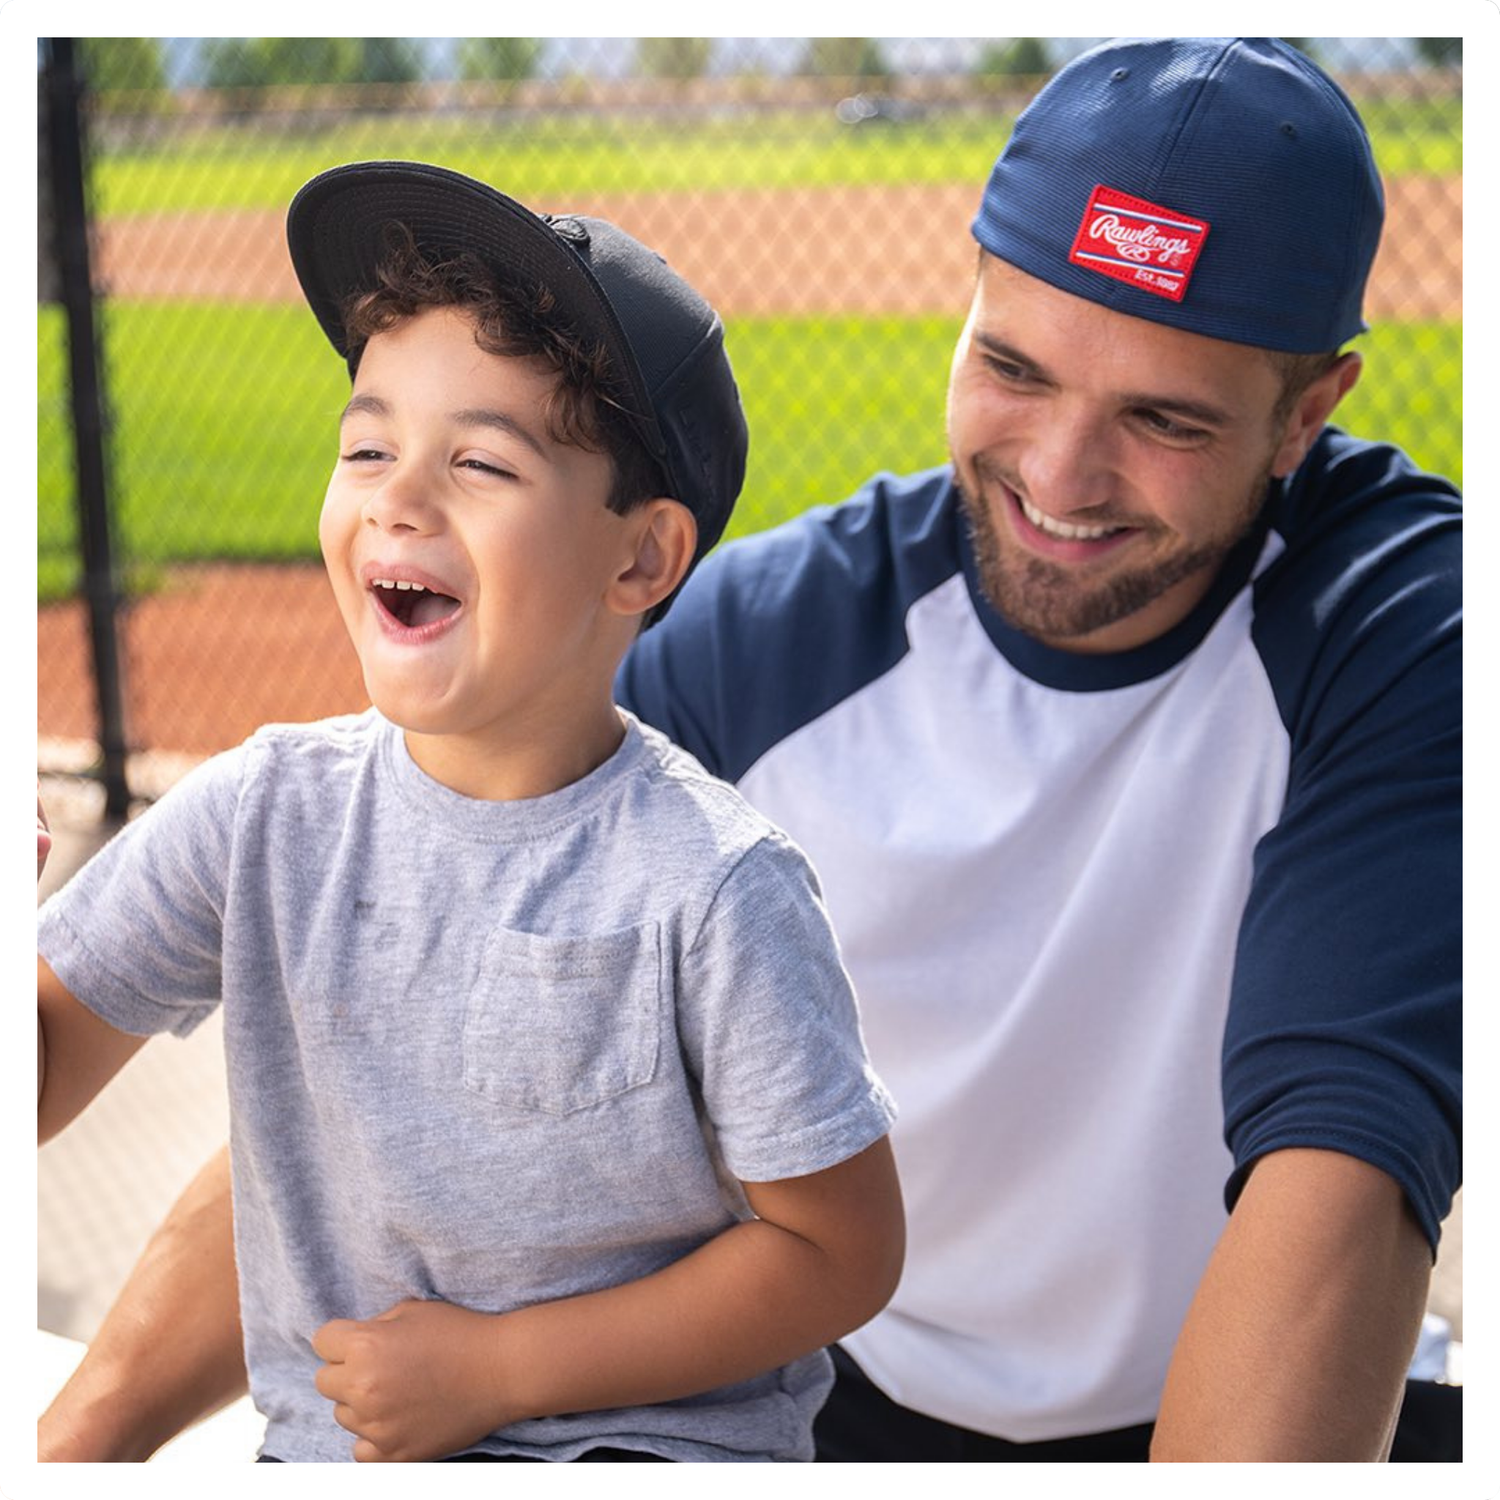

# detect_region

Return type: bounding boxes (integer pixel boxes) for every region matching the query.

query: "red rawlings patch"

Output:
[1068,185,1210,303]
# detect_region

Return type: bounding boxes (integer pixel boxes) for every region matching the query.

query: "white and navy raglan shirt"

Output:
[617,426,1461,1442]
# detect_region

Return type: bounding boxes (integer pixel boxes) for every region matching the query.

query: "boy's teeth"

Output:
[1020,499,1118,541]
[371,575,461,628]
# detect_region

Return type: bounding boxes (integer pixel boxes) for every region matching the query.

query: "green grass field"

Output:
[39,301,1460,604]
[37,304,960,599]
[94,113,1025,215]
[90,94,1460,217]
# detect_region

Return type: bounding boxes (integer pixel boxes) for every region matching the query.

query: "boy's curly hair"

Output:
[340,222,668,516]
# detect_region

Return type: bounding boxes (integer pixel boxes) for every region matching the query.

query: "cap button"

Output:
[545,215,590,247]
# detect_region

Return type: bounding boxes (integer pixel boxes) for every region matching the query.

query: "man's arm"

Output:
[38,1146,248,1462]
[1151,1147,1431,1461]
[311,1135,905,1462]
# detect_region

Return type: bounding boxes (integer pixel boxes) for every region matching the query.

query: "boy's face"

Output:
[319,305,636,759]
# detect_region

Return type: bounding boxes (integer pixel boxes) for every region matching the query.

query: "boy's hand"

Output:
[38,787,52,880]
[311,1299,512,1462]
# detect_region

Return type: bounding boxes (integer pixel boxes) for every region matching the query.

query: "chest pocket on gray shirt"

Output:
[463,921,663,1115]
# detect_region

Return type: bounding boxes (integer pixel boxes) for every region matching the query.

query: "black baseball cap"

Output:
[286,160,748,587]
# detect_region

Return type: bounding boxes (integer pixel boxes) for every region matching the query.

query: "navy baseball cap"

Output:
[972,38,1385,352]
[287,161,748,585]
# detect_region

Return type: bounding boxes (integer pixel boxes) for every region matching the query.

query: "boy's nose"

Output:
[362,467,439,533]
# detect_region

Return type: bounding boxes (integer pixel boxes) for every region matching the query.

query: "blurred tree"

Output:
[975,37,1052,78]
[457,36,543,82]
[802,38,889,81]
[257,37,363,84]
[358,37,425,84]
[203,36,363,89]
[637,37,713,79]
[201,38,260,88]
[78,36,166,92]
[1415,37,1462,67]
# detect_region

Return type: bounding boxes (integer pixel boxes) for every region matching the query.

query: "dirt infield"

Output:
[40,175,1462,767]
[96,176,1461,321]
[38,565,367,761]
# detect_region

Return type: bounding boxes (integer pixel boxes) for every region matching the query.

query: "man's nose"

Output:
[1015,407,1119,516]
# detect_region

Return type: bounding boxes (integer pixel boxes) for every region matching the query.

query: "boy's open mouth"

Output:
[370,578,462,629]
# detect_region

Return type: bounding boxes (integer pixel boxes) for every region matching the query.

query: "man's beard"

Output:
[954,461,1269,647]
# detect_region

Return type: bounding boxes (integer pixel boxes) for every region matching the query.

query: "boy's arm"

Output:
[38,955,146,1143]
[36,797,148,1139]
[312,1134,904,1462]
[38,1146,249,1462]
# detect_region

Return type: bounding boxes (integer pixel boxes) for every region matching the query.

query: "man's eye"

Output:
[1138,411,1205,442]
[985,357,1032,384]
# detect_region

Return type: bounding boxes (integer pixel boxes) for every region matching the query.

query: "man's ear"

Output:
[607,499,697,620]
[1270,351,1363,478]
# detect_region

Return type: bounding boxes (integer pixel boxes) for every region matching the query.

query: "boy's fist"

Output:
[38,788,51,881]
[312,1299,514,1462]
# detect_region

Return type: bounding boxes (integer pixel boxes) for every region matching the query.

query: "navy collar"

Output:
[953,477,1275,692]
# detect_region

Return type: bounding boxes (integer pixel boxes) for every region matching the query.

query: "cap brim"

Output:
[285,160,666,460]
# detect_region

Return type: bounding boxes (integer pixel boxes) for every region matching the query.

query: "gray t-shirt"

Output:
[38,710,896,1462]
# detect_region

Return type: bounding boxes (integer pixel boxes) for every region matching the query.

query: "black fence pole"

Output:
[41,37,130,817]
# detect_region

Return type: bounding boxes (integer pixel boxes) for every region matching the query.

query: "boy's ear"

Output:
[608,499,697,619]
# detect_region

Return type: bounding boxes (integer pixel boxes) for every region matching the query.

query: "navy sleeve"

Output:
[1223,431,1461,1249]
[618,467,961,784]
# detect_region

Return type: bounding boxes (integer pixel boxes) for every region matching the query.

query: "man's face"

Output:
[947,257,1319,653]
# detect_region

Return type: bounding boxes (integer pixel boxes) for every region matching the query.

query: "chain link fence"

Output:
[38,36,1463,802]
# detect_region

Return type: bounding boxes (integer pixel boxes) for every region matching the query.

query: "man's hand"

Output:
[311,1300,512,1463]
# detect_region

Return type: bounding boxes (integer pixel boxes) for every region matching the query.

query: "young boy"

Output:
[36,161,903,1464]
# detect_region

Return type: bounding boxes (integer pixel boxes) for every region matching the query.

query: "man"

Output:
[39,38,1459,1461]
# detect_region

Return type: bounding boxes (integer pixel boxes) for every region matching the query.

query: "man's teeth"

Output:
[1020,498,1120,542]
